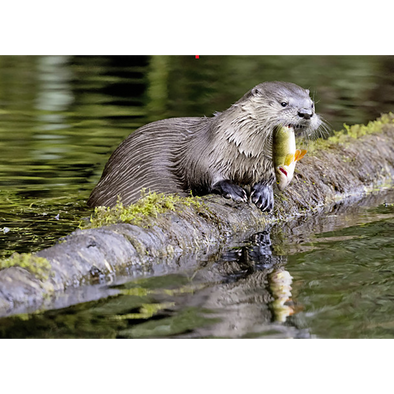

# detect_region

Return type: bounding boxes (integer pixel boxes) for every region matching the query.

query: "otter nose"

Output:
[298,108,313,120]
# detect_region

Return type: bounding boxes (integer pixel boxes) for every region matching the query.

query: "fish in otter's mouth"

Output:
[273,125,307,191]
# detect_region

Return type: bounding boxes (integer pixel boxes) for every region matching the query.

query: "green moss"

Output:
[82,190,204,229]
[111,302,175,320]
[305,112,394,153]
[0,252,52,281]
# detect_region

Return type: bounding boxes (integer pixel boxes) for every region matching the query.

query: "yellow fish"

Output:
[273,126,307,191]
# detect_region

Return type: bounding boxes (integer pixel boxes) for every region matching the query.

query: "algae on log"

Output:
[1,114,394,317]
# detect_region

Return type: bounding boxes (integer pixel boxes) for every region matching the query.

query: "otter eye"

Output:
[280,102,288,107]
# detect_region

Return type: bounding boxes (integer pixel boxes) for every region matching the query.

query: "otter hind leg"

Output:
[251,182,274,212]
[212,180,248,203]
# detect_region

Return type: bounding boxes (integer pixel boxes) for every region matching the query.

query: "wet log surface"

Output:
[1,121,394,317]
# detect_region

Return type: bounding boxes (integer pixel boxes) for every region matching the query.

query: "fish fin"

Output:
[295,149,307,162]
[284,154,294,166]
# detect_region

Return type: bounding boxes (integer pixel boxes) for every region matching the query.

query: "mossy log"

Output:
[1,115,394,317]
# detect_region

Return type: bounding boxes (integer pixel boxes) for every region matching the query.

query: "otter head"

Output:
[249,81,321,136]
[213,81,323,190]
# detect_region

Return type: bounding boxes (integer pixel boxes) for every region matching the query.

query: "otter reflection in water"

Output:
[112,229,309,339]
[88,82,325,212]
[179,230,309,339]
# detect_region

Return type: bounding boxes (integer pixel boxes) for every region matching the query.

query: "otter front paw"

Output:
[212,180,248,202]
[251,183,274,212]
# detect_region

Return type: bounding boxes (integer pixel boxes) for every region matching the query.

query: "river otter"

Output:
[88,81,322,211]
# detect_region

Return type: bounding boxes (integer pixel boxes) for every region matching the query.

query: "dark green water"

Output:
[1,56,394,338]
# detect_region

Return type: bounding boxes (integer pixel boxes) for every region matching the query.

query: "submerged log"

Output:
[1,115,394,316]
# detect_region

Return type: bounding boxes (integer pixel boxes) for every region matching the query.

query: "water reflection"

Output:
[36,56,74,113]
[117,232,307,340]
[0,229,308,338]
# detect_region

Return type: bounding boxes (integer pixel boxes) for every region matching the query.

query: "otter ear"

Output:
[251,87,262,96]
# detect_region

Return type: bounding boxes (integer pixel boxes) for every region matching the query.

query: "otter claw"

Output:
[212,180,247,203]
[251,183,274,212]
